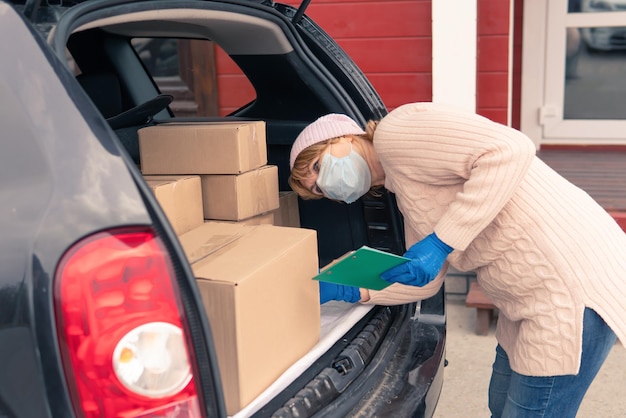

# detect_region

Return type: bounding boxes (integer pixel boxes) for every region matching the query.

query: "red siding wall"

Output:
[215,0,433,115]
[476,0,510,125]
[216,1,516,122]
[511,0,524,129]
[214,51,255,115]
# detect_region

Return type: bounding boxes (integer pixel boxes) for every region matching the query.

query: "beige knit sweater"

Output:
[363,102,626,376]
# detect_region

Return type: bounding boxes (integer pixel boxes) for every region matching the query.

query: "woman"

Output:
[288,102,626,418]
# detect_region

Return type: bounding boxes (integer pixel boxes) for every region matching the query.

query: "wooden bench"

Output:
[465,282,496,335]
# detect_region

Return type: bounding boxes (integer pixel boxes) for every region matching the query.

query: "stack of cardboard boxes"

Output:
[138,121,319,415]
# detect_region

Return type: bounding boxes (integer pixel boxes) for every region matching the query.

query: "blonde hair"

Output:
[288,119,380,200]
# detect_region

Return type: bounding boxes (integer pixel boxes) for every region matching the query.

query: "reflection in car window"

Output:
[131,37,255,117]
[564,1,626,119]
[133,38,179,77]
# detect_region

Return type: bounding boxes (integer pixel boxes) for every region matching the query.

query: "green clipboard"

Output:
[313,246,409,291]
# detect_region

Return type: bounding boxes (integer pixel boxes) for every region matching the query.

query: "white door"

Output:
[522,0,626,146]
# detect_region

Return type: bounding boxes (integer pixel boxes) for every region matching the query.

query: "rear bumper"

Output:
[325,303,446,418]
[253,286,447,418]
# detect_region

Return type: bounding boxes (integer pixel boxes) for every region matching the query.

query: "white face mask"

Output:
[316,145,372,204]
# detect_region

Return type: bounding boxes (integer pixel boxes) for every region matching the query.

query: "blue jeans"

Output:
[488,308,616,418]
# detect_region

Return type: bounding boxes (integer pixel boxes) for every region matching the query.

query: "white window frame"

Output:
[521,0,626,147]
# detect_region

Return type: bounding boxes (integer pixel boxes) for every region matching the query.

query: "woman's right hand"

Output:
[319,282,361,304]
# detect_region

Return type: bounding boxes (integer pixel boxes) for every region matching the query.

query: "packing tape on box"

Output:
[187,232,245,265]
[252,169,272,214]
[245,124,261,169]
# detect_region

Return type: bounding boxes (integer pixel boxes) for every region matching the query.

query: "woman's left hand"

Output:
[381,233,453,287]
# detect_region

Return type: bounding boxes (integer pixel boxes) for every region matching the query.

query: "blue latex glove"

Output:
[319,282,361,304]
[380,233,453,287]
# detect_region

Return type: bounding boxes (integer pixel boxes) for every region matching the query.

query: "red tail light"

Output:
[54,228,203,417]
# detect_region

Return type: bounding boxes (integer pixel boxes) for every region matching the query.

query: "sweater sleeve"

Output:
[375,102,537,251]
[362,262,447,305]
[433,117,537,250]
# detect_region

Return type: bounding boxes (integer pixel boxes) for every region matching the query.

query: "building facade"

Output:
[215,0,626,149]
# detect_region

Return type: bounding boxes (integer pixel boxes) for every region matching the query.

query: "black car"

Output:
[0,1,446,417]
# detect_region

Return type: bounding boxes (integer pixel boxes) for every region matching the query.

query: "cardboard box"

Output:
[221,212,275,226]
[273,191,301,227]
[138,121,267,175]
[143,175,204,235]
[178,222,320,415]
[201,165,279,221]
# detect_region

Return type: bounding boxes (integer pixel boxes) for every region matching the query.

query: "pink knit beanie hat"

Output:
[289,114,366,169]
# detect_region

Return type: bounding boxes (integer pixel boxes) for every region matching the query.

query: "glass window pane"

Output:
[131,38,256,117]
[564,26,626,119]
[581,0,626,13]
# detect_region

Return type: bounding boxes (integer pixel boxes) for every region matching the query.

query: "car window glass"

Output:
[131,37,255,117]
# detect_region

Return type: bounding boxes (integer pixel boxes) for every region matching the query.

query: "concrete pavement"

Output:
[433,278,626,418]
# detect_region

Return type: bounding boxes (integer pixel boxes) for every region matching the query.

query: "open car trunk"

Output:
[5,0,447,416]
